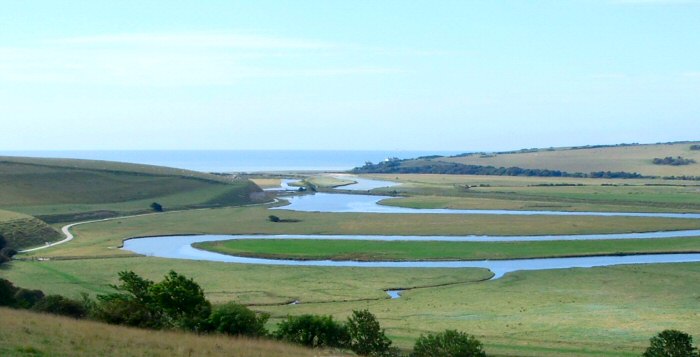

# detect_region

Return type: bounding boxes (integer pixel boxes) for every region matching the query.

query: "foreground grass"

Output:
[260,262,700,356]
[0,308,346,357]
[195,236,700,261]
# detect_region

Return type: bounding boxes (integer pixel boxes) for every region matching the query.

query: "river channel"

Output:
[122,177,700,280]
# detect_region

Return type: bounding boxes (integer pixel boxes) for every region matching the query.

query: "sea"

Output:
[0,150,461,173]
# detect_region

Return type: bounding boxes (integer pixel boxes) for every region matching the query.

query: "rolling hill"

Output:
[0,156,266,223]
[354,141,700,178]
[441,141,700,177]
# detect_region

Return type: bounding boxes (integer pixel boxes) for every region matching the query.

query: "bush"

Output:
[95,270,211,331]
[275,314,349,348]
[207,302,269,337]
[347,309,394,356]
[32,295,88,318]
[150,270,211,331]
[92,295,163,328]
[0,234,9,266]
[643,330,698,357]
[268,215,280,222]
[150,202,164,212]
[0,278,18,306]
[413,330,486,357]
[13,288,45,309]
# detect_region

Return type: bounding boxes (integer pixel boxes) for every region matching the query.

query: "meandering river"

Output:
[122,177,700,280]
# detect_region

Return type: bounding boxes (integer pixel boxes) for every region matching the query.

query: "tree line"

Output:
[652,156,696,166]
[352,159,645,179]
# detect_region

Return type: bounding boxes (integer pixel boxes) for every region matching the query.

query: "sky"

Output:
[0,0,698,151]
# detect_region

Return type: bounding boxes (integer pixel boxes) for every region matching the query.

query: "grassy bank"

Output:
[0,307,347,357]
[195,236,700,261]
[0,209,62,249]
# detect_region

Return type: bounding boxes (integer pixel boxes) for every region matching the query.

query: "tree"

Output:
[413,330,486,357]
[0,234,8,266]
[207,302,269,337]
[0,278,18,307]
[275,314,349,348]
[268,215,281,222]
[346,309,393,356]
[13,288,45,309]
[150,202,164,212]
[149,270,211,331]
[643,330,698,357]
[95,270,211,331]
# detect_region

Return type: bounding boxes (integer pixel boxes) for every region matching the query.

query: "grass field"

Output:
[0,157,264,222]
[359,173,700,212]
[195,236,700,261]
[0,307,348,357]
[2,258,492,305]
[259,262,700,356]
[440,141,700,177]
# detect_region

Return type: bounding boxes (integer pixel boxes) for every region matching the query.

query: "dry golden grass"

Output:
[440,142,700,176]
[0,307,349,357]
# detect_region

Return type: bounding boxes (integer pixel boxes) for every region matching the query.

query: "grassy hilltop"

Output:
[354,141,700,178]
[442,141,700,177]
[0,156,266,223]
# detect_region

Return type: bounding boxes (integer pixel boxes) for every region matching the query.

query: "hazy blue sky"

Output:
[1,0,698,151]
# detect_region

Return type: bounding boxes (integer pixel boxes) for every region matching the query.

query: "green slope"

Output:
[0,209,62,249]
[0,156,266,222]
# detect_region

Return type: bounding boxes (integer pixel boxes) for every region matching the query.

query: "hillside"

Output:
[0,210,62,249]
[0,308,346,357]
[353,142,700,178]
[0,156,266,222]
[441,142,700,177]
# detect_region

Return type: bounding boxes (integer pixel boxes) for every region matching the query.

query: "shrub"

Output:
[150,202,164,212]
[95,270,211,331]
[268,215,280,222]
[0,278,18,306]
[13,288,45,309]
[275,314,349,348]
[643,330,698,357]
[92,295,163,328]
[32,295,88,318]
[347,309,393,356]
[413,330,486,357]
[150,270,211,331]
[207,302,269,337]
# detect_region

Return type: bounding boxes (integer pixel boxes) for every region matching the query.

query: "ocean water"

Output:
[0,150,459,172]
